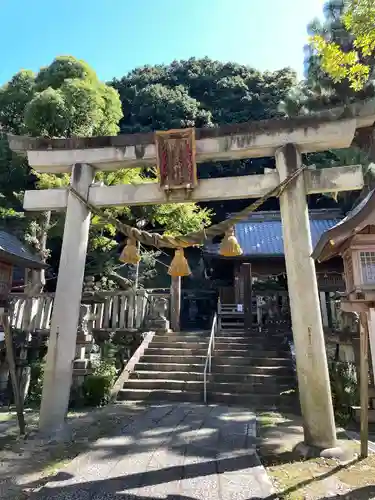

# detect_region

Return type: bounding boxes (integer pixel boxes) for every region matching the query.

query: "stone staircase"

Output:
[118,329,299,411]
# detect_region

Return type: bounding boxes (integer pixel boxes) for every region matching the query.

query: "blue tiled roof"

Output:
[0,231,44,268]
[204,211,342,257]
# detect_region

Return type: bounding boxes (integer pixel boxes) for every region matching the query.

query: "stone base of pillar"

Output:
[293,442,355,462]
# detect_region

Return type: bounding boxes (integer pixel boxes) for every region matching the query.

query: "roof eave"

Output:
[312,189,375,262]
[0,250,47,270]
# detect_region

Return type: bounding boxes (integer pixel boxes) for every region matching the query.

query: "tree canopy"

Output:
[0,57,214,288]
[310,0,375,91]
[279,0,375,117]
[111,59,297,133]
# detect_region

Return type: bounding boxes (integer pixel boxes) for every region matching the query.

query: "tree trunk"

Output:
[3,313,26,435]
[32,210,51,292]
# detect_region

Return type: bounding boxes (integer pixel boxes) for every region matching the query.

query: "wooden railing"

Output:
[9,289,171,333]
[218,290,340,331]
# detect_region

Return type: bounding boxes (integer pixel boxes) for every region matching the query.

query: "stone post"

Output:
[367,310,375,384]
[39,163,94,434]
[170,276,181,332]
[241,263,252,333]
[276,144,336,449]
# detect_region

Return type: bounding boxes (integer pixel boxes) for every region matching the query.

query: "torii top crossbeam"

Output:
[8,98,375,174]
[8,99,375,211]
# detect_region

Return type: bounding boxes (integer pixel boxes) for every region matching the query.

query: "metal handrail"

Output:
[203,312,217,404]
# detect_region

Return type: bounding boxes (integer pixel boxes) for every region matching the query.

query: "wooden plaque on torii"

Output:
[155,128,197,192]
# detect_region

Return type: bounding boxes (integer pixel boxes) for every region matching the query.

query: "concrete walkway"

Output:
[31,402,273,499]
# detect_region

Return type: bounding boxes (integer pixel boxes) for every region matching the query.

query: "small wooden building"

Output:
[204,209,345,328]
[0,230,45,409]
[0,230,45,298]
[0,229,45,325]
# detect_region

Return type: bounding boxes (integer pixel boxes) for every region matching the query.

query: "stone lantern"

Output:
[312,188,375,458]
[313,190,375,306]
[342,236,375,298]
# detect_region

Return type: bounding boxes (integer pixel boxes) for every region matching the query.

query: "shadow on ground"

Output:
[26,467,375,500]
[4,402,267,499]
[5,404,368,500]
[28,455,265,499]
[256,411,309,467]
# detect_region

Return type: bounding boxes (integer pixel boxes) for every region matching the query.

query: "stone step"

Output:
[150,339,288,351]
[141,353,292,365]
[151,337,209,345]
[135,362,293,375]
[214,349,289,357]
[215,340,290,352]
[211,382,294,394]
[212,364,294,374]
[118,388,202,403]
[130,370,205,381]
[214,341,289,349]
[132,370,295,384]
[153,332,289,340]
[117,388,298,410]
[145,347,289,357]
[215,334,288,345]
[150,341,209,349]
[153,333,209,340]
[125,378,294,394]
[126,379,204,391]
[141,355,206,364]
[210,372,295,383]
[217,329,290,335]
[212,356,292,367]
[208,391,298,410]
[146,347,210,356]
[136,362,204,373]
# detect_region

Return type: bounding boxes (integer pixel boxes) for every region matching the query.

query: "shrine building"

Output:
[204,209,345,329]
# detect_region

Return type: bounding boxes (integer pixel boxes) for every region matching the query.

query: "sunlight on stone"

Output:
[142,425,189,437]
[218,412,253,422]
[177,428,217,440]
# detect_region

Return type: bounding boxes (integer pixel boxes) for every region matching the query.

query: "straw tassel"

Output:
[168,248,191,277]
[219,227,243,257]
[119,238,141,265]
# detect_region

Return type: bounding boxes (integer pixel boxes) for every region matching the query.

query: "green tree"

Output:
[129,84,213,131]
[111,58,297,193]
[0,56,213,288]
[111,58,297,133]
[280,0,375,118]
[310,0,375,91]
[35,55,97,91]
[0,70,35,135]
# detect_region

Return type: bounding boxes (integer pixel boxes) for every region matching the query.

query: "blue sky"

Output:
[1,0,325,85]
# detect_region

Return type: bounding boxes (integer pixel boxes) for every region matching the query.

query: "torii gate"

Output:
[9,100,375,449]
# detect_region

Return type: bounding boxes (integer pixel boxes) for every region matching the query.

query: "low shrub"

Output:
[328,360,358,425]
[81,360,117,407]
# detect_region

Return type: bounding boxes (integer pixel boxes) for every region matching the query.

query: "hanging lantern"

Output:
[119,238,141,265]
[168,248,191,277]
[219,227,243,257]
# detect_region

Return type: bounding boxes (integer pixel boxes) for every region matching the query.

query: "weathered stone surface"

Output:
[31,403,273,499]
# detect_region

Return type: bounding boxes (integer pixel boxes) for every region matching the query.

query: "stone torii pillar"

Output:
[39,163,94,434]
[276,144,336,449]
